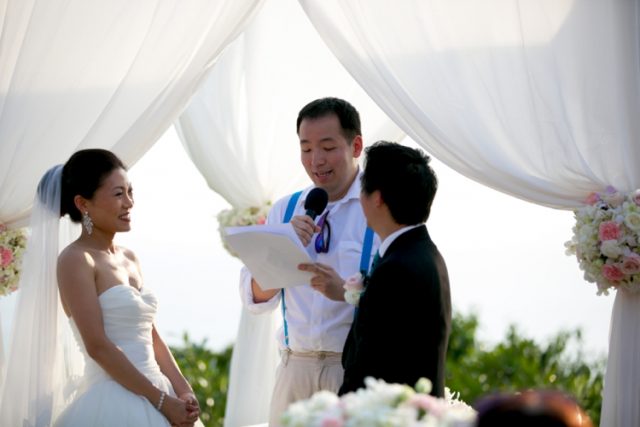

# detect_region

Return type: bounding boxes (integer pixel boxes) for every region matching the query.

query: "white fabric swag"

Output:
[0,0,264,229]
[0,1,265,425]
[300,0,640,209]
[299,1,640,426]
[176,0,403,425]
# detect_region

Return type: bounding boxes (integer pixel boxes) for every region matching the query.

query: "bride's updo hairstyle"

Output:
[60,149,127,222]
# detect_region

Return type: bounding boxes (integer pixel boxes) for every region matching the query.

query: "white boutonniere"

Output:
[344,272,365,306]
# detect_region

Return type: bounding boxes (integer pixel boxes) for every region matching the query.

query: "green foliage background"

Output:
[171,336,232,427]
[171,312,605,427]
[445,312,604,425]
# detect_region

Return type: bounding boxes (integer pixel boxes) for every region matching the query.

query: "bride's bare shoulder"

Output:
[58,242,96,269]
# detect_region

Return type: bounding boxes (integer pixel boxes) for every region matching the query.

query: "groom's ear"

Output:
[372,190,384,208]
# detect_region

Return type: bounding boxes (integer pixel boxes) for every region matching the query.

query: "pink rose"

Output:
[585,192,600,205]
[408,394,446,417]
[632,190,640,206]
[343,272,364,292]
[0,246,13,268]
[321,417,344,427]
[0,223,6,232]
[602,264,625,282]
[256,216,266,225]
[599,221,621,241]
[604,185,618,195]
[344,273,365,306]
[620,254,640,275]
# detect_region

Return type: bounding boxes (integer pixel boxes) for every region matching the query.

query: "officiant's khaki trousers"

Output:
[268,350,343,427]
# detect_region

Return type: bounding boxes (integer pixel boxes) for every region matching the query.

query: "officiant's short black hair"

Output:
[60,149,127,222]
[361,141,437,224]
[296,97,361,142]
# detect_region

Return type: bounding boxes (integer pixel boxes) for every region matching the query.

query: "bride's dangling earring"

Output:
[82,211,93,235]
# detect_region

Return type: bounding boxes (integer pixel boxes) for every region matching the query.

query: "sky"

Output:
[0,125,615,361]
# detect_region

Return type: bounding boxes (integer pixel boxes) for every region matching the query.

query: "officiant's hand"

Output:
[299,262,345,301]
[291,214,321,246]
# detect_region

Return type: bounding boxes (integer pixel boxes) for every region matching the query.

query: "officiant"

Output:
[238,97,379,426]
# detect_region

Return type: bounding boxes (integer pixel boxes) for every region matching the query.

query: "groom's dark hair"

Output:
[361,141,437,224]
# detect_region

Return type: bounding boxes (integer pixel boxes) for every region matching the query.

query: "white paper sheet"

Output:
[223,223,314,289]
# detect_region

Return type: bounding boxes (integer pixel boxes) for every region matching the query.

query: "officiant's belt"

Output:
[283,349,341,360]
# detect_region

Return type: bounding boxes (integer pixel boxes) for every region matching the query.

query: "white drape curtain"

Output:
[176,1,403,425]
[0,0,264,229]
[300,0,640,209]
[0,0,264,423]
[299,1,640,425]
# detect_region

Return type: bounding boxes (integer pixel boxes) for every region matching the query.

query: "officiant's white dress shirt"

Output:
[240,172,379,353]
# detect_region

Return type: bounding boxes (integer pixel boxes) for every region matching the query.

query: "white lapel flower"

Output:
[344,272,365,306]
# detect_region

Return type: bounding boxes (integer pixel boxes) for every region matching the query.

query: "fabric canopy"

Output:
[300,0,640,210]
[0,0,265,424]
[177,0,403,210]
[0,0,264,228]
[299,1,640,425]
[2,0,637,424]
[176,0,404,424]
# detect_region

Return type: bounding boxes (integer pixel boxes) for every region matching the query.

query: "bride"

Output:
[0,149,202,426]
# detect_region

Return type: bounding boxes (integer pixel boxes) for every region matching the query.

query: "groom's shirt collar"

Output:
[378,224,423,257]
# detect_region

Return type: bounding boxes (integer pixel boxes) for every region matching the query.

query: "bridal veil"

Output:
[0,165,83,426]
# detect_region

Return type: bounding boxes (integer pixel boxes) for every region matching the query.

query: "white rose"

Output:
[600,240,624,258]
[625,212,640,231]
[603,191,625,207]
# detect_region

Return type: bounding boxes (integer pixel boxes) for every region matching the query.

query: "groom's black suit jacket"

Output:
[339,225,451,397]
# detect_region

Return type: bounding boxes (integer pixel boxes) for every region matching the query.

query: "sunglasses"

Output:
[314,210,331,253]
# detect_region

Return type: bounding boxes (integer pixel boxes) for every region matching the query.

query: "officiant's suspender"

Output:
[280,190,374,348]
[280,191,302,348]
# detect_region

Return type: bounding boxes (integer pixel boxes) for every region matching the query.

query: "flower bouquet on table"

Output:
[565,186,640,295]
[216,203,271,258]
[281,377,476,427]
[0,223,28,297]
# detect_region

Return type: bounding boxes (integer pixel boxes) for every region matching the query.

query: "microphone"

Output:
[304,187,329,220]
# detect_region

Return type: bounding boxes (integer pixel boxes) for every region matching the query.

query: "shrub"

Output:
[171,334,233,427]
[446,312,605,425]
[170,313,605,426]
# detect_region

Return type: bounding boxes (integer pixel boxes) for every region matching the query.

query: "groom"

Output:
[339,141,451,397]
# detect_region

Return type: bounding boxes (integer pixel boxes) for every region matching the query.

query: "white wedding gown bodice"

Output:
[55,284,201,427]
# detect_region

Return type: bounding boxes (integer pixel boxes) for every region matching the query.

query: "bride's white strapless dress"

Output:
[54,284,202,427]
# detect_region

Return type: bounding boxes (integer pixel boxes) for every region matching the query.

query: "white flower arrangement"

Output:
[343,272,365,306]
[216,203,271,257]
[0,223,28,297]
[281,377,476,427]
[565,186,640,295]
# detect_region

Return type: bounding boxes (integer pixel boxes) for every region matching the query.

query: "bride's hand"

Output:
[161,394,192,425]
[178,392,200,423]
